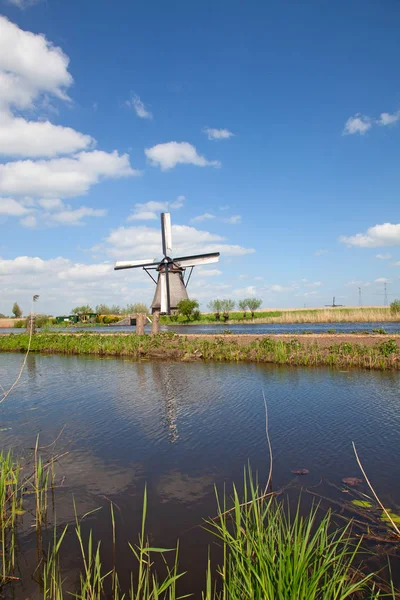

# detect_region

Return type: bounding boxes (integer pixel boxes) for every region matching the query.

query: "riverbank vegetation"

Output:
[0,448,398,599]
[0,332,399,369]
[160,305,400,325]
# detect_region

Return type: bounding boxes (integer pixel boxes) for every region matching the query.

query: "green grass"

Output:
[0,450,397,599]
[0,332,399,369]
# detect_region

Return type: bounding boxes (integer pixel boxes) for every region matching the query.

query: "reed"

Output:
[205,471,390,599]
[0,450,22,585]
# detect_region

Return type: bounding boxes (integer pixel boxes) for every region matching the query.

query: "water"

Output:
[1,320,399,335]
[0,354,399,596]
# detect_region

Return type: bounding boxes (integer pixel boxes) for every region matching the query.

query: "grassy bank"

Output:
[161,306,399,325]
[0,449,397,599]
[0,332,399,369]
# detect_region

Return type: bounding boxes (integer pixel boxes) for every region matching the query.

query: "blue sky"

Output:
[0,0,399,315]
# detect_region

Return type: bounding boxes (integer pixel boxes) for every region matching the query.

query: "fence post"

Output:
[136,313,145,335]
[151,311,160,335]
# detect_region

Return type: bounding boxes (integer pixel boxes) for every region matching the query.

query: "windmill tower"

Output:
[114,213,220,314]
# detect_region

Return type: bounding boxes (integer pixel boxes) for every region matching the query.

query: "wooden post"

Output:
[136,313,145,335]
[151,310,160,335]
[26,314,36,335]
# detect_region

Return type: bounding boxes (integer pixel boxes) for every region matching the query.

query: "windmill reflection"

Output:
[149,362,179,443]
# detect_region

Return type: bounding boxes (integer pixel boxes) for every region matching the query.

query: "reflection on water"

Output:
[0,353,399,595]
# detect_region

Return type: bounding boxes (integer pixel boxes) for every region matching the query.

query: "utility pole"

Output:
[358,287,362,307]
[384,283,388,307]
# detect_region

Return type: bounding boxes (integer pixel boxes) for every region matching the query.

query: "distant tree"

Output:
[123,303,149,315]
[220,299,235,322]
[12,302,22,318]
[238,299,248,318]
[110,304,121,315]
[390,299,400,315]
[95,304,113,315]
[208,299,222,321]
[177,299,199,321]
[246,297,262,318]
[0,313,6,319]
[71,304,93,315]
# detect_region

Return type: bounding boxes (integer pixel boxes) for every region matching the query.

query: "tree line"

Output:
[70,303,149,315]
[208,298,263,320]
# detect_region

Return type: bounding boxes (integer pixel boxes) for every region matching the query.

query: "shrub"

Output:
[380,339,398,357]
[176,299,199,321]
[238,300,248,317]
[390,299,400,315]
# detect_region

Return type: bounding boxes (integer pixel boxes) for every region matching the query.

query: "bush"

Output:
[103,315,120,324]
[13,319,25,328]
[246,297,262,318]
[177,299,199,321]
[380,339,398,357]
[390,299,400,315]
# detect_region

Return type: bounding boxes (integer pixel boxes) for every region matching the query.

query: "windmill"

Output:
[114,213,220,314]
[325,296,344,307]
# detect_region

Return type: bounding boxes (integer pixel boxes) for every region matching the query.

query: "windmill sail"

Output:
[115,259,159,270]
[174,252,220,268]
[161,213,172,257]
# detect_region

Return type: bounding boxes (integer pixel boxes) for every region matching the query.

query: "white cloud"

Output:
[170,195,185,209]
[340,223,400,247]
[190,213,215,223]
[145,142,220,171]
[0,16,72,110]
[20,214,37,228]
[5,0,40,8]
[223,215,242,224]
[268,284,298,293]
[49,206,107,226]
[38,198,64,210]
[314,249,328,256]
[375,277,391,284]
[391,261,400,267]
[345,280,371,287]
[0,114,93,157]
[343,114,372,135]
[233,286,256,296]
[202,127,234,141]
[376,253,392,259]
[126,94,152,119]
[127,199,184,221]
[196,268,222,277]
[377,111,400,126]
[254,276,264,281]
[305,281,323,288]
[0,197,31,216]
[0,150,137,198]
[106,224,254,259]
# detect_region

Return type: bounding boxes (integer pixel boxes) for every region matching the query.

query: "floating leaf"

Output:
[351,500,373,508]
[342,477,363,486]
[291,468,309,475]
[380,510,400,525]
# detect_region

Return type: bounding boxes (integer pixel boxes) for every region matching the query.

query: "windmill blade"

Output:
[114,259,159,271]
[160,272,168,313]
[161,213,172,257]
[174,252,220,268]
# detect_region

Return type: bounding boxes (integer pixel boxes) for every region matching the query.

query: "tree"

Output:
[71,305,93,315]
[95,304,113,315]
[110,304,121,315]
[390,299,400,315]
[208,299,222,321]
[123,303,149,315]
[12,302,22,318]
[238,299,248,318]
[220,299,235,322]
[246,297,262,318]
[177,299,199,321]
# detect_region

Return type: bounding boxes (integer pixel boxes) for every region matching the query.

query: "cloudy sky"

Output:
[0,0,399,315]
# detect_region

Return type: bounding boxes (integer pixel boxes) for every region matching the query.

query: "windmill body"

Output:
[114,213,220,314]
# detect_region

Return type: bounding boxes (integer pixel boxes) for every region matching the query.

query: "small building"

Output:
[55,315,79,324]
